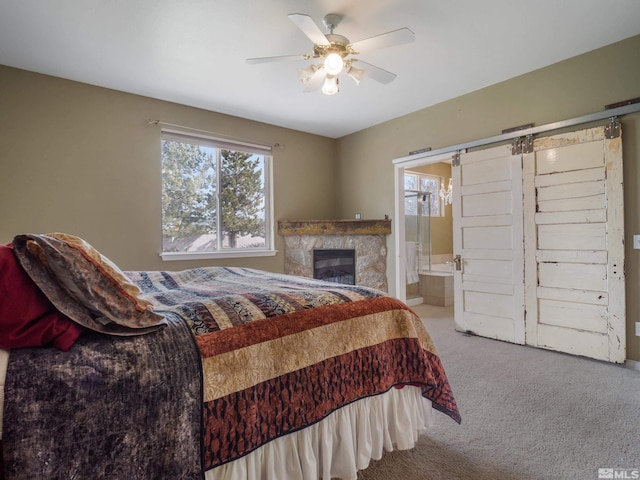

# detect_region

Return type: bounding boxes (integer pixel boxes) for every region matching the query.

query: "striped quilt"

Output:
[129,267,461,470]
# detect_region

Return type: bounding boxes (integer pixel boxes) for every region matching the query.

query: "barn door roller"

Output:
[511,135,534,155]
[605,116,621,139]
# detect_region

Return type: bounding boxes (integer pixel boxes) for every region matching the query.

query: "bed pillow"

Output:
[12,234,166,336]
[47,232,155,313]
[0,244,83,350]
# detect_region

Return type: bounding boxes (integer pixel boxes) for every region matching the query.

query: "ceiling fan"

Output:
[246,13,415,95]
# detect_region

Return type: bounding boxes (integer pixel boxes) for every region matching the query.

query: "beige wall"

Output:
[0,65,338,273]
[2,34,640,360]
[336,34,640,361]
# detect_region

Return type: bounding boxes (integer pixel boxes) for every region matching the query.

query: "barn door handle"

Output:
[453,255,462,271]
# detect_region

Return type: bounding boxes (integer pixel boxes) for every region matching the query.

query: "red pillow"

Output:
[0,244,82,350]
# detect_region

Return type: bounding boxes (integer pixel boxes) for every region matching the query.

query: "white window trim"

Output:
[404,171,445,217]
[160,249,278,261]
[160,129,275,260]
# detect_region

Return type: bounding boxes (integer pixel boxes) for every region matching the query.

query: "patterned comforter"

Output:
[4,267,459,479]
[131,267,460,471]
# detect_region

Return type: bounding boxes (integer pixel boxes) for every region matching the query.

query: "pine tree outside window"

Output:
[160,130,275,260]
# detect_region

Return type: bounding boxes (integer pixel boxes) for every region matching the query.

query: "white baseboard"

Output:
[626,359,640,372]
[406,297,423,307]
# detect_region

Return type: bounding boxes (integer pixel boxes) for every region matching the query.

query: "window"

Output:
[404,172,443,217]
[160,130,274,260]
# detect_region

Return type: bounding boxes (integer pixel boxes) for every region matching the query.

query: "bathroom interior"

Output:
[404,161,454,307]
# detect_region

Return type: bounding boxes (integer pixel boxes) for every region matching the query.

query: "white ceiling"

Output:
[1,0,640,139]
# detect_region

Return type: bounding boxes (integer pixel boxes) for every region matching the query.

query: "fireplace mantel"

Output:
[277,219,391,236]
[278,219,391,292]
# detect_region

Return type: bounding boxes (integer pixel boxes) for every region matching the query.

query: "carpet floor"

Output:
[357,304,640,480]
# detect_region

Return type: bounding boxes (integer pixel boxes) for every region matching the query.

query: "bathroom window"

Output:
[404,172,443,217]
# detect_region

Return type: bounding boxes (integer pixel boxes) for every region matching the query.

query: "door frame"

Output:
[393,151,459,303]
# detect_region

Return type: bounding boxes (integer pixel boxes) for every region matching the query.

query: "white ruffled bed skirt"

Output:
[207,386,433,480]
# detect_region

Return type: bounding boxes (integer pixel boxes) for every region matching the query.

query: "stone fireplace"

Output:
[278,219,392,292]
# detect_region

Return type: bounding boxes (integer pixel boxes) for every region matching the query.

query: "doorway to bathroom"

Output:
[400,159,454,306]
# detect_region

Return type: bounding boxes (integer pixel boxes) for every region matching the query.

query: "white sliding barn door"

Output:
[453,145,525,344]
[523,126,625,363]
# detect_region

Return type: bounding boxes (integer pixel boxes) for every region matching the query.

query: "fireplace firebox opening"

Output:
[313,249,356,285]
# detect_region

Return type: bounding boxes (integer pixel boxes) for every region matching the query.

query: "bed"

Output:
[0,233,460,480]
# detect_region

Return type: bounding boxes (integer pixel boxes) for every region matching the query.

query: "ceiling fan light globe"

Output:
[347,66,366,85]
[297,65,317,84]
[322,75,340,95]
[323,53,344,75]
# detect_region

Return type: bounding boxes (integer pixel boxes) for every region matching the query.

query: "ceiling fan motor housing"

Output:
[314,34,355,58]
[323,13,343,31]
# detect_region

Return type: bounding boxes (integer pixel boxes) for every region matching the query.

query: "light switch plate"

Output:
[634,235,640,249]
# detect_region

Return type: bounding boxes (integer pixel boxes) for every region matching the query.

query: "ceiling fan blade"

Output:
[303,68,325,92]
[350,27,415,53]
[246,54,306,64]
[288,13,330,46]
[351,60,397,84]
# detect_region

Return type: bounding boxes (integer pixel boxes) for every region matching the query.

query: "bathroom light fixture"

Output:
[439,178,453,205]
